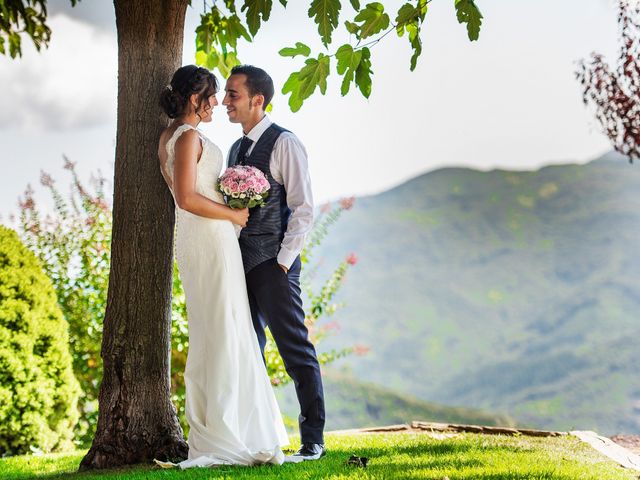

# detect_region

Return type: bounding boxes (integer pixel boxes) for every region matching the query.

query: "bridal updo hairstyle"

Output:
[160,65,218,119]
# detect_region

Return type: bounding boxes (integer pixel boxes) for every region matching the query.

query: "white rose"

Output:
[254,195,262,200]
[240,193,246,199]
[224,187,231,195]
[231,192,239,198]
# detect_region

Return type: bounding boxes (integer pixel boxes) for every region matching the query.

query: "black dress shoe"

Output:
[291,443,326,461]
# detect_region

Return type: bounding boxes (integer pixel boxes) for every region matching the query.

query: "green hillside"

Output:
[312,153,640,435]
[276,369,514,431]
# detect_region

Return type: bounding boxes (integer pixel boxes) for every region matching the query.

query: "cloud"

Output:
[0,15,117,131]
[47,0,115,31]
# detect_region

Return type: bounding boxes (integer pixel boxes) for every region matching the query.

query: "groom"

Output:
[223,65,326,461]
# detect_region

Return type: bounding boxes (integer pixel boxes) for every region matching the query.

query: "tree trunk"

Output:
[80,0,190,469]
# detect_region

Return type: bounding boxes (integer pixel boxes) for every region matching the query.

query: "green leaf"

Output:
[298,54,331,97]
[195,8,251,77]
[242,0,274,36]
[395,2,426,70]
[279,0,288,5]
[335,44,354,75]
[408,24,422,71]
[195,11,220,58]
[196,47,220,71]
[225,14,252,48]
[0,0,51,58]
[279,42,311,58]
[282,73,304,112]
[282,54,331,112]
[308,0,341,47]
[335,44,362,96]
[396,3,417,35]
[8,32,21,58]
[350,0,360,10]
[353,2,389,39]
[455,0,483,41]
[344,20,359,34]
[354,47,372,98]
[195,50,209,68]
[221,51,241,77]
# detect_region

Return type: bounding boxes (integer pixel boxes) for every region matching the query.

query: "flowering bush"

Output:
[16,160,109,447]
[266,197,364,386]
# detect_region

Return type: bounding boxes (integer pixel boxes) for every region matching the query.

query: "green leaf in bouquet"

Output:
[228,198,247,209]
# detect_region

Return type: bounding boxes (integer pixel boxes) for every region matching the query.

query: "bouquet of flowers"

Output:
[217,165,270,209]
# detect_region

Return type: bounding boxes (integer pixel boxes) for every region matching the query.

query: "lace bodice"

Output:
[164,124,225,206]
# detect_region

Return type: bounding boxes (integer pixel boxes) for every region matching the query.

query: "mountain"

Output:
[275,369,515,431]
[310,152,640,435]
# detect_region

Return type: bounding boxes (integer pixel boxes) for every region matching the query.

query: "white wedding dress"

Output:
[162,124,288,468]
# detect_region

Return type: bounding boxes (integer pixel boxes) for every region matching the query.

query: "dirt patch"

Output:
[331,421,566,437]
[610,435,640,455]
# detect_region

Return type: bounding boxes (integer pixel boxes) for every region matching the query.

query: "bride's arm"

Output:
[173,130,249,226]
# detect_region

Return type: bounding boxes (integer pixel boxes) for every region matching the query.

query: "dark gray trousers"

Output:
[245,256,325,444]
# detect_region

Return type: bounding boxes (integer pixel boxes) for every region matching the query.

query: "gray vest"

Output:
[228,123,290,273]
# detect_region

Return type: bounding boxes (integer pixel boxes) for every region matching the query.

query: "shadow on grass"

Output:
[331,436,533,457]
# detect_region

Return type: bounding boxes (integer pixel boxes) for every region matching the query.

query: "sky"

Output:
[0,0,622,220]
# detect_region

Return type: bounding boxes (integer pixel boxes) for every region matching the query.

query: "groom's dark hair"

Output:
[230,65,274,111]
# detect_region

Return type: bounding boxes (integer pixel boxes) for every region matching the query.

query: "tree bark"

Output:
[80,0,190,469]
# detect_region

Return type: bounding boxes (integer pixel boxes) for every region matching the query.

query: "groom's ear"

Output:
[252,94,265,109]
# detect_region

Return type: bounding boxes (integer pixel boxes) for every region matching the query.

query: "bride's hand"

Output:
[230,207,249,227]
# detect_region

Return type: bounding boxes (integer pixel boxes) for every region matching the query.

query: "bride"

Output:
[157,65,288,467]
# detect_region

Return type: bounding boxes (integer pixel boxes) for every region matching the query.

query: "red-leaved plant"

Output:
[576,0,640,162]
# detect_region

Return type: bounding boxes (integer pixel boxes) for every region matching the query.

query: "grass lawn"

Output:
[0,432,636,480]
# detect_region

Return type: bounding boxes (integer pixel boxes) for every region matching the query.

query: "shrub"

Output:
[0,226,80,455]
[17,162,109,446]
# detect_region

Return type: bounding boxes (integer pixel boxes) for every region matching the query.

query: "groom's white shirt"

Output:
[231,115,314,269]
